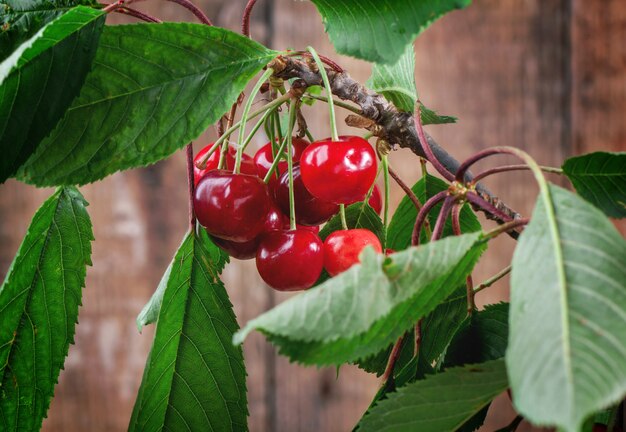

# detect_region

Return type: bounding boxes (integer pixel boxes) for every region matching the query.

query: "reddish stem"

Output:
[186,144,196,229]
[242,0,259,37]
[382,334,405,383]
[483,218,530,240]
[452,205,475,314]
[455,147,532,184]
[115,6,162,22]
[412,191,447,246]
[472,164,531,183]
[166,0,212,25]
[431,196,456,241]
[103,0,135,13]
[414,320,422,359]
[466,192,515,225]
[415,105,455,182]
[388,167,423,212]
[288,51,344,73]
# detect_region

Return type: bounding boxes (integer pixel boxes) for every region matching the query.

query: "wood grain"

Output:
[0,1,623,431]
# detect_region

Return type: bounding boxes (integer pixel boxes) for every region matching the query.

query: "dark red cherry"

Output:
[194,170,271,242]
[368,185,382,214]
[211,235,259,260]
[300,135,377,205]
[273,165,339,226]
[193,143,256,185]
[323,229,382,276]
[265,204,288,232]
[254,137,309,178]
[256,230,324,291]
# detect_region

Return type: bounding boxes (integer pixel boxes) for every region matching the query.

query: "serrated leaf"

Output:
[562,152,626,218]
[0,186,93,431]
[0,0,100,61]
[234,233,485,366]
[129,230,247,431]
[17,23,277,186]
[136,229,228,332]
[358,359,508,432]
[419,103,457,125]
[309,0,471,64]
[387,174,481,250]
[367,44,416,112]
[0,6,105,183]
[444,302,509,367]
[507,184,626,432]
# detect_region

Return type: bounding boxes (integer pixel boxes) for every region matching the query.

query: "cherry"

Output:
[256,230,324,291]
[323,229,382,276]
[193,143,256,185]
[209,205,287,260]
[300,135,377,205]
[194,170,271,242]
[254,137,309,178]
[273,164,339,226]
[368,184,382,214]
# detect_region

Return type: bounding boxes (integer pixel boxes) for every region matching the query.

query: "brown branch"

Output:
[269,55,522,226]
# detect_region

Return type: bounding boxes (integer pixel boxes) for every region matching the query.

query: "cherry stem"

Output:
[165,0,212,25]
[483,218,530,240]
[388,167,422,211]
[414,320,422,361]
[262,134,289,184]
[415,105,455,182]
[185,143,195,229]
[382,155,390,229]
[431,196,455,241]
[241,0,258,37]
[473,265,512,295]
[381,333,406,383]
[103,0,137,13]
[240,108,275,155]
[412,191,447,246]
[286,100,299,231]
[466,192,516,225]
[195,92,291,169]
[234,67,274,173]
[451,205,474,314]
[307,46,339,141]
[304,93,361,115]
[286,51,344,73]
[114,6,161,22]
[339,205,348,230]
[471,164,563,183]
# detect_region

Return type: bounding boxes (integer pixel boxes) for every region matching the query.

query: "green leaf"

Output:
[367,44,416,112]
[444,302,509,367]
[562,152,626,218]
[17,24,277,186]
[507,184,626,432]
[0,186,93,431]
[358,359,508,432]
[0,0,100,62]
[234,232,485,366]
[0,6,105,183]
[387,174,481,250]
[419,103,457,125]
[136,230,228,332]
[309,0,471,64]
[129,230,247,431]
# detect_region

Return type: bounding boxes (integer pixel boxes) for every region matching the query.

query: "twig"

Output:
[165,0,212,25]
[115,6,161,23]
[474,265,512,295]
[381,334,406,383]
[482,218,530,240]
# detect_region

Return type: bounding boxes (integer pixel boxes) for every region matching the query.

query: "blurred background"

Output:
[1,0,625,430]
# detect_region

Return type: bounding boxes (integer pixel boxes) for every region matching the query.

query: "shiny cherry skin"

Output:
[256,230,324,291]
[273,165,339,226]
[209,205,287,260]
[254,137,309,178]
[323,228,382,276]
[368,185,382,214]
[300,135,377,205]
[193,143,256,185]
[194,170,271,242]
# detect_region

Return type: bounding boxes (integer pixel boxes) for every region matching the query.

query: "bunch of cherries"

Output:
[193,135,383,291]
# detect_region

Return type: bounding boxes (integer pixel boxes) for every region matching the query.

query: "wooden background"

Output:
[1,0,625,430]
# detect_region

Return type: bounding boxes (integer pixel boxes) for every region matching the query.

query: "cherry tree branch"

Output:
[269,55,522,226]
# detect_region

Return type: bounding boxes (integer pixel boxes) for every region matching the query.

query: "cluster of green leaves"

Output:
[2,0,626,431]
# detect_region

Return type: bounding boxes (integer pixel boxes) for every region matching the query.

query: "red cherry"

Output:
[193,143,256,185]
[273,165,339,226]
[211,235,259,260]
[254,137,309,178]
[300,135,377,205]
[384,248,395,255]
[256,230,324,291]
[194,170,271,242]
[323,229,382,276]
[368,185,382,214]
